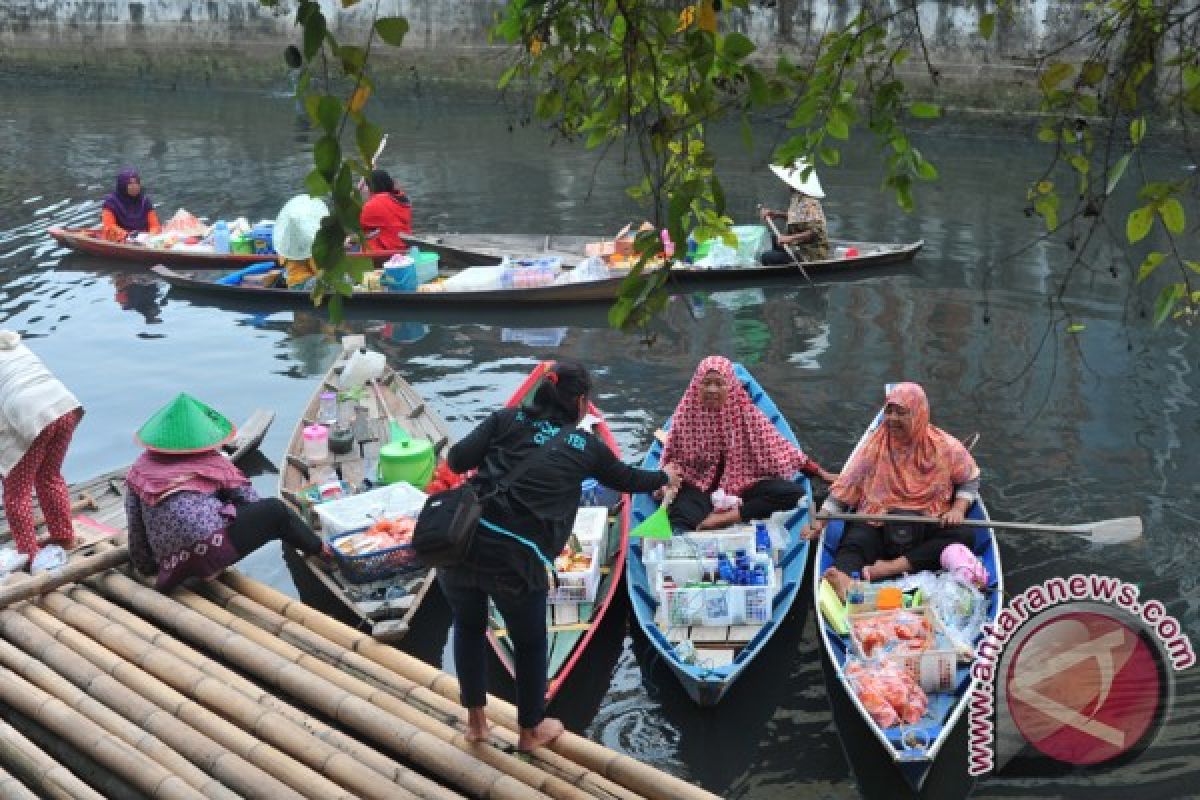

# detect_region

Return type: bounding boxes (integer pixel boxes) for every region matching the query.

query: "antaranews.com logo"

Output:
[968,574,1195,774]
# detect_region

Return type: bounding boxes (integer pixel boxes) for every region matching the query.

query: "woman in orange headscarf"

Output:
[802,382,980,599]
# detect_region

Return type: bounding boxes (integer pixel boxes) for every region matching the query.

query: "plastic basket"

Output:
[549,546,601,605]
[313,482,428,535]
[654,555,776,627]
[327,526,421,584]
[643,528,756,562]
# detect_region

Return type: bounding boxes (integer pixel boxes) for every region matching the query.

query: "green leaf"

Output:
[1130,117,1147,145]
[315,95,342,134]
[314,135,340,180]
[721,32,755,61]
[304,169,331,196]
[1079,61,1105,87]
[1186,260,1200,276]
[355,120,384,166]
[711,174,726,216]
[1034,194,1059,230]
[818,146,841,167]
[303,13,327,60]
[740,115,754,152]
[1153,283,1185,326]
[1158,197,1185,234]
[914,158,938,181]
[1066,323,1086,333]
[1069,154,1090,174]
[891,47,910,66]
[498,65,519,90]
[1039,62,1074,92]
[909,101,941,119]
[611,14,627,43]
[1137,251,1165,283]
[1106,154,1131,195]
[374,17,409,47]
[979,13,995,39]
[1037,126,1059,143]
[825,115,849,140]
[1126,205,1154,243]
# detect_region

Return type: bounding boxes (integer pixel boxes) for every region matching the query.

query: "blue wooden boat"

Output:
[626,363,813,706]
[814,401,1004,793]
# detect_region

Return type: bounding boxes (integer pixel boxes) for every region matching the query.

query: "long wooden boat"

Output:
[0,409,273,557]
[482,361,632,703]
[278,345,450,642]
[48,226,407,269]
[814,400,1003,794]
[408,232,923,283]
[625,363,814,706]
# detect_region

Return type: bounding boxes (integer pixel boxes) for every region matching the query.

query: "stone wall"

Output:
[0,1,1097,107]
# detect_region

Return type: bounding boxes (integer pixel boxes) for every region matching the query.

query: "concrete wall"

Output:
[0,1,1095,106]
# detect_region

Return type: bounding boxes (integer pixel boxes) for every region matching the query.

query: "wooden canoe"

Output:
[626,364,814,706]
[48,226,408,270]
[483,361,632,703]
[0,409,273,560]
[813,399,1003,793]
[278,346,450,643]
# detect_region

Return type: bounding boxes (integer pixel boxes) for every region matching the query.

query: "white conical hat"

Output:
[769,158,825,198]
[274,194,329,260]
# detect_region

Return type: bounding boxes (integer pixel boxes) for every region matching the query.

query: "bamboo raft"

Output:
[0,484,718,799]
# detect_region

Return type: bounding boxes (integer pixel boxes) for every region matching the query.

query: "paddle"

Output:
[759,207,816,289]
[816,511,1143,546]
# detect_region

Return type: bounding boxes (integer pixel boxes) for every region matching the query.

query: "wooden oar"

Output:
[759,208,816,288]
[817,511,1143,545]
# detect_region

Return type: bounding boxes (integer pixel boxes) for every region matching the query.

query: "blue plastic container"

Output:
[249,224,275,255]
[382,264,418,291]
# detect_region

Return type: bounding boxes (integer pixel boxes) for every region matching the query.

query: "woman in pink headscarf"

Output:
[802,382,980,599]
[661,356,837,532]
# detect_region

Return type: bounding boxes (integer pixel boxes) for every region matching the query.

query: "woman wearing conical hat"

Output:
[125,393,330,591]
[759,158,829,263]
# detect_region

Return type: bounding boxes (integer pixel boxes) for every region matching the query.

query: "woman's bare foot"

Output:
[697,509,741,530]
[865,557,912,581]
[518,717,564,752]
[822,566,853,602]
[465,707,490,743]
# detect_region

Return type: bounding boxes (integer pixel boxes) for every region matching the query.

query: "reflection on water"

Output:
[2,82,1198,799]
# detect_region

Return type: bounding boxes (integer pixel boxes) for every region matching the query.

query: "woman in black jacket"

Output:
[442,361,681,751]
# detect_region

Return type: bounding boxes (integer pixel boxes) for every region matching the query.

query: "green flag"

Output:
[630,501,673,540]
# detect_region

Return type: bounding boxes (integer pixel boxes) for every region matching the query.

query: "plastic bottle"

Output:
[302,424,329,462]
[213,220,230,254]
[717,552,735,584]
[317,391,338,425]
[685,234,697,264]
[660,229,675,259]
[755,521,770,553]
[846,571,866,615]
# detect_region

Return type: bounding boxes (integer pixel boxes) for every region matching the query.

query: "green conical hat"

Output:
[135,393,237,454]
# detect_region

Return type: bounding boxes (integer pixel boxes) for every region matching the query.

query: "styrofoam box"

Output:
[643,527,756,563]
[653,555,776,627]
[571,507,609,547]
[314,482,428,536]
[549,544,601,605]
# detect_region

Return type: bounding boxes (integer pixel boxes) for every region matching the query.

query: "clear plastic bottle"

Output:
[846,571,866,614]
[317,391,338,425]
[213,220,230,254]
[755,521,770,553]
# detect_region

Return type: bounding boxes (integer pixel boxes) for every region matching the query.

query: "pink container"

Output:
[302,424,329,462]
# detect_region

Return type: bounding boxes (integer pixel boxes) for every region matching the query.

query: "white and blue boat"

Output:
[627,363,813,706]
[815,401,1004,793]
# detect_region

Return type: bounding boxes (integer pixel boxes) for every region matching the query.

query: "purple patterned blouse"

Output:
[126,484,259,590]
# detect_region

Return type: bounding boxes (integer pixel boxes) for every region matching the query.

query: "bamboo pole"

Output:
[8,603,333,800]
[0,713,104,800]
[0,764,40,800]
[64,585,464,800]
[28,593,403,800]
[0,659,205,800]
[89,571,551,800]
[0,629,238,800]
[0,605,297,800]
[0,545,129,611]
[188,580,611,800]
[221,570,719,800]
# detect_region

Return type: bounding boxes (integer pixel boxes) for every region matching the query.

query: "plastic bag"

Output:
[846,657,928,728]
[0,547,29,576]
[897,570,987,660]
[694,241,739,269]
[575,256,610,282]
[30,545,67,575]
[710,488,742,512]
[163,209,208,237]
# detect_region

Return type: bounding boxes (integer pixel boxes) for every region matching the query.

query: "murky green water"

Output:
[2,81,1197,799]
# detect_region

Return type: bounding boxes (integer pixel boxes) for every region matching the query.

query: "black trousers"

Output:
[668,479,805,532]
[832,519,974,576]
[226,497,323,558]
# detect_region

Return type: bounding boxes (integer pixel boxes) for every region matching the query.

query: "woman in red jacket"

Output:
[360,170,412,252]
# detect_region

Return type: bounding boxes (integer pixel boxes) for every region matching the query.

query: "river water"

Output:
[2,82,1198,799]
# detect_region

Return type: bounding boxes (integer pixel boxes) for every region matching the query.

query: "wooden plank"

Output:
[553,604,580,626]
[494,621,590,638]
[223,408,274,462]
[728,625,761,643]
[688,626,728,643]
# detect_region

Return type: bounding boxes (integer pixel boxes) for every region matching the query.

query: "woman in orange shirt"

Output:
[101,168,162,242]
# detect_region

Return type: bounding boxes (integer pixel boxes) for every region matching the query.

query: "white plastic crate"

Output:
[549,544,601,605]
[643,527,756,563]
[571,507,609,547]
[314,482,428,535]
[654,555,775,627]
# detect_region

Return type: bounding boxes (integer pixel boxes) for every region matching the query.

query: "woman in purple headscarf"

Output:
[101,168,161,242]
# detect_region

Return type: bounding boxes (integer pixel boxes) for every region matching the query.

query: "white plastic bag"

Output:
[31,545,67,575]
[694,241,739,269]
[0,547,29,576]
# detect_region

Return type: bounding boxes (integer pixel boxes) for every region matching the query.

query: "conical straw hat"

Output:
[769,157,825,198]
[135,393,236,454]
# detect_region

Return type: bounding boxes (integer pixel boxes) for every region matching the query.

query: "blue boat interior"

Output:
[815,408,1003,776]
[628,363,814,703]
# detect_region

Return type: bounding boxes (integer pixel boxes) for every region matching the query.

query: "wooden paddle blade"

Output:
[1075,516,1144,545]
[631,504,673,539]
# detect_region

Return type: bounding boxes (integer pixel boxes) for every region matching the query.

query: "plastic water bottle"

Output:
[318,391,338,425]
[847,572,866,615]
[717,552,735,584]
[685,234,697,264]
[213,220,230,254]
[755,521,770,553]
